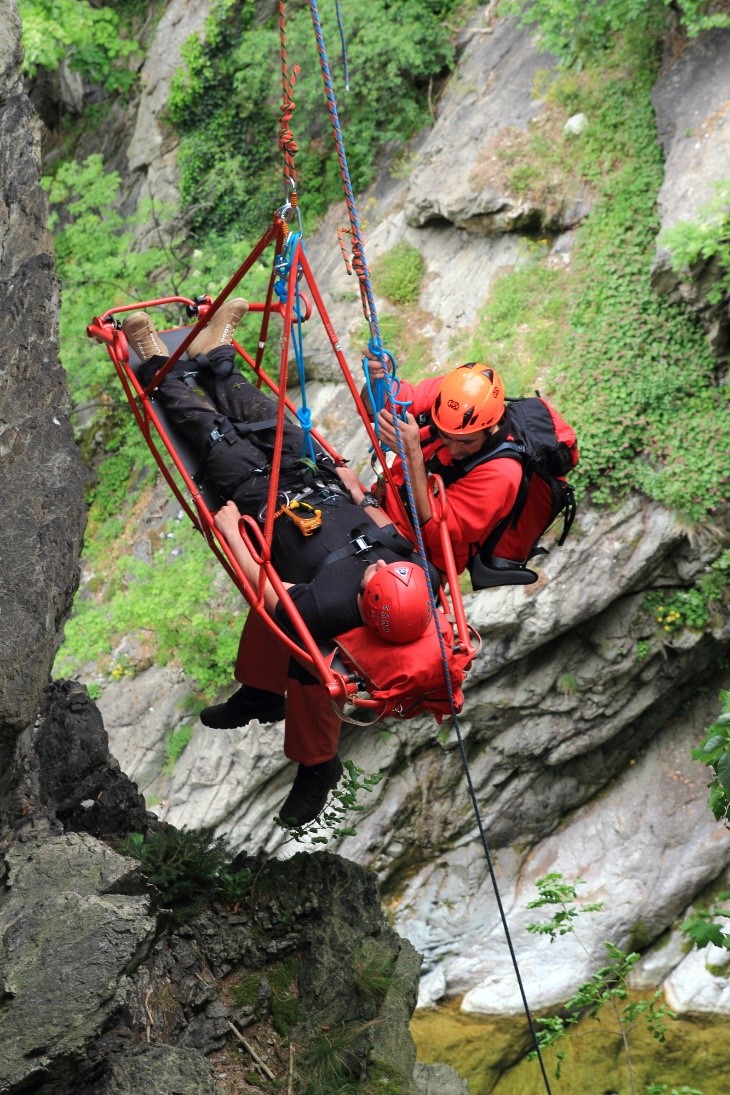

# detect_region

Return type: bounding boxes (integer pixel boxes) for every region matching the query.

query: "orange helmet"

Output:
[361,562,432,645]
[431,363,505,434]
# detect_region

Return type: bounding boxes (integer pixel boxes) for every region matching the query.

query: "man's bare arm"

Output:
[334,463,396,528]
[214,501,291,612]
[375,410,431,526]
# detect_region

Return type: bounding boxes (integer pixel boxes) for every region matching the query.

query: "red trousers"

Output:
[234,612,342,766]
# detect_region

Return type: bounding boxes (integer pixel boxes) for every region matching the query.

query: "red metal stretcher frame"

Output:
[87,209,478,713]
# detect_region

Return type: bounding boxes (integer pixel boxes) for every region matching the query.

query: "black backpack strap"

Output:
[556,481,576,545]
[428,438,525,487]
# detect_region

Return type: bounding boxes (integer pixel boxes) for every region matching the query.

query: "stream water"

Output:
[412,994,729,1094]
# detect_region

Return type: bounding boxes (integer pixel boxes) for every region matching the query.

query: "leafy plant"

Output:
[526,873,679,1092]
[55,516,243,702]
[502,0,729,68]
[460,33,730,522]
[19,0,139,94]
[118,826,250,922]
[681,895,730,951]
[661,181,730,307]
[163,725,194,774]
[690,690,730,824]
[525,871,604,941]
[43,154,174,415]
[644,553,730,640]
[167,0,464,239]
[372,241,426,306]
[276,759,384,844]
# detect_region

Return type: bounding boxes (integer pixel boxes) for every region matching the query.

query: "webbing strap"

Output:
[313,523,416,571]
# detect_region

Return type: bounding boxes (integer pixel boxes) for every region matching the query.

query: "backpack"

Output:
[439,396,578,590]
[331,609,471,722]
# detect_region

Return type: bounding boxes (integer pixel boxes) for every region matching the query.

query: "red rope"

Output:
[278,1,300,192]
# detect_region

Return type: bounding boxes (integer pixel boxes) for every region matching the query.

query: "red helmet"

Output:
[361,562,432,644]
[432,363,505,434]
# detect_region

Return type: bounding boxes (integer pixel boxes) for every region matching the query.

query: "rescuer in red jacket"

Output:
[363,358,578,576]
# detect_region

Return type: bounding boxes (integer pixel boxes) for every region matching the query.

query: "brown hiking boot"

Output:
[121,312,167,363]
[187,298,249,358]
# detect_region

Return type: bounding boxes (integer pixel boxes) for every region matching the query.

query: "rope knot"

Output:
[297,406,313,431]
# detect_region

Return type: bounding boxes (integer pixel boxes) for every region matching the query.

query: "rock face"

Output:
[404,17,563,235]
[3,2,730,1090]
[651,28,730,356]
[1,680,428,1094]
[126,0,213,209]
[0,0,85,796]
[87,10,730,1030]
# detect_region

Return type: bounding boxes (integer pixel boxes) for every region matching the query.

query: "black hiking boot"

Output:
[279,755,344,828]
[200,686,285,730]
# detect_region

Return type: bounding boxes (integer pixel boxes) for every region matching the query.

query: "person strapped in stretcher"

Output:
[122,301,446,827]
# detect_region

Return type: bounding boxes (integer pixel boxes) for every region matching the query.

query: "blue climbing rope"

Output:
[273,229,317,462]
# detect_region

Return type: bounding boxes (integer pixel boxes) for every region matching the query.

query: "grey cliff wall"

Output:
[651,28,730,357]
[0,0,85,795]
[88,9,730,1028]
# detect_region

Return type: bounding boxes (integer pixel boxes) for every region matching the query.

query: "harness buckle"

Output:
[351,534,373,555]
[208,417,237,447]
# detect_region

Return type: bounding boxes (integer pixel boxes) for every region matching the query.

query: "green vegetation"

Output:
[163,724,194,774]
[353,940,398,1006]
[458,30,730,522]
[524,873,692,1094]
[661,181,730,306]
[681,895,730,953]
[503,0,729,67]
[44,154,173,414]
[231,955,303,1035]
[372,241,426,306]
[19,0,140,93]
[643,551,730,638]
[167,0,466,239]
[296,1019,408,1095]
[691,690,730,825]
[55,514,243,700]
[118,826,252,922]
[277,759,384,842]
